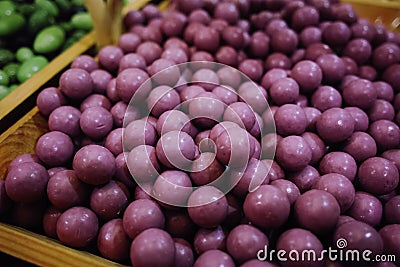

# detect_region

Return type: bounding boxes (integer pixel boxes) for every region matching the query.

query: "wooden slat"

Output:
[0,223,128,267]
[0,107,48,180]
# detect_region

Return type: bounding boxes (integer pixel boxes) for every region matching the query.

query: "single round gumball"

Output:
[322,21,351,47]
[122,199,165,239]
[274,104,307,136]
[124,119,157,150]
[193,226,226,255]
[187,186,228,228]
[47,170,90,211]
[56,206,99,248]
[342,131,377,163]
[173,238,194,267]
[276,228,324,267]
[118,53,147,72]
[98,45,124,72]
[90,70,113,95]
[373,42,400,70]
[238,59,264,82]
[71,55,98,73]
[5,162,49,203]
[270,28,298,55]
[156,130,196,170]
[127,145,160,184]
[194,249,235,267]
[269,77,299,106]
[217,67,242,89]
[226,224,268,264]
[291,5,319,31]
[80,94,112,112]
[221,26,246,50]
[243,185,290,230]
[35,131,74,167]
[130,228,175,267]
[90,180,130,220]
[152,170,192,208]
[275,135,312,172]
[80,107,113,140]
[223,102,256,132]
[291,60,323,94]
[48,106,81,138]
[311,86,342,112]
[379,224,400,262]
[342,78,377,110]
[118,32,142,53]
[334,221,384,261]
[316,54,346,85]
[316,108,355,144]
[373,81,394,102]
[342,38,372,66]
[295,189,340,235]
[288,165,320,193]
[147,85,180,117]
[194,26,220,53]
[59,68,94,100]
[300,26,321,47]
[319,152,357,182]
[265,52,292,70]
[384,196,400,224]
[358,157,399,196]
[116,68,151,104]
[348,191,383,227]
[368,99,395,122]
[369,120,400,151]
[97,219,130,261]
[312,173,355,213]
[73,145,116,185]
[36,87,68,117]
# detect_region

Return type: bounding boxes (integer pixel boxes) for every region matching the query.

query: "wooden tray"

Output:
[343,0,400,32]
[0,0,398,266]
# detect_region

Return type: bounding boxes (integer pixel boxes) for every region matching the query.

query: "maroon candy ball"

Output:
[316,108,355,143]
[358,157,399,196]
[243,185,290,230]
[276,135,312,172]
[59,68,94,100]
[5,162,49,203]
[73,145,116,185]
[56,206,99,248]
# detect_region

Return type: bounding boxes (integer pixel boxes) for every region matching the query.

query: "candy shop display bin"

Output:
[0,0,399,266]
